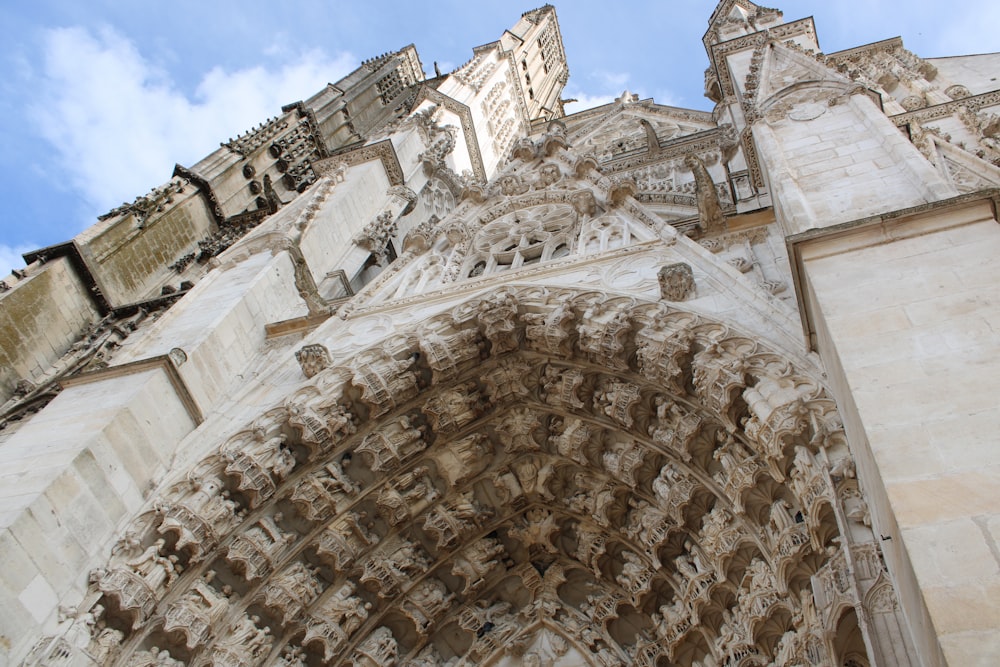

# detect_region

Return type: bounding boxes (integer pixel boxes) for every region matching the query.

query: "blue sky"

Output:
[0,1,996,270]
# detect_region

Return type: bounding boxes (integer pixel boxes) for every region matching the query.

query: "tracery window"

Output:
[376,70,404,105]
[538,24,558,73]
[420,179,456,218]
[581,213,636,253]
[464,204,576,277]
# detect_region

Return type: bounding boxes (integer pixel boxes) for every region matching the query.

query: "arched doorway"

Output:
[76,286,907,666]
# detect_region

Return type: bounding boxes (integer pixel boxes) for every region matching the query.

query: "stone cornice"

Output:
[320,139,405,186]
[61,351,204,425]
[21,241,112,314]
[264,309,342,339]
[172,164,225,225]
[343,240,664,320]
[826,37,904,65]
[603,128,724,174]
[891,89,1000,127]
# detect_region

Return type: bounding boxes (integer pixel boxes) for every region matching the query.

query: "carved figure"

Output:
[423,490,487,548]
[658,263,696,301]
[429,433,491,488]
[402,578,454,633]
[477,291,520,353]
[538,162,562,187]
[356,414,427,472]
[295,344,330,378]
[419,328,486,381]
[493,407,541,452]
[155,475,242,563]
[550,416,594,465]
[163,571,230,648]
[258,561,323,624]
[575,525,608,577]
[303,582,371,659]
[541,366,585,409]
[655,598,689,641]
[483,358,533,403]
[376,466,439,525]
[126,647,184,667]
[224,429,296,505]
[685,154,726,235]
[290,460,359,521]
[352,626,397,667]
[652,461,683,500]
[452,537,505,593]
[275,646,308,667]
[792,445,817,479]
[210,614,272,667]
[226,513,295,580]
[313,512,376,573]
[511,455,557,501]
[523,303,573,355]
[126,539,180,592]
[361,537,430,598]
[423,382,483,438]
[602,438,646,486]
[769,497,797,534]
[576,306,631,369]
[352,353,420,417]
[508,507,560,553]
[626,498,669,547]
[593,379,641,428]
[617,551,651,594]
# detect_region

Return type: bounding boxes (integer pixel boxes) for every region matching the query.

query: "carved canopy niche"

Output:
[47,286,909,667]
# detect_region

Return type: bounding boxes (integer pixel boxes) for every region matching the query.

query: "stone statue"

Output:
[126,539,180,592]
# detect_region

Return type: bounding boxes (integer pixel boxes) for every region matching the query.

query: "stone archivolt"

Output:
[55,285,899,667]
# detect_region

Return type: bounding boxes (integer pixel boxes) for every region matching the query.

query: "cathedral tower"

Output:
[3,3,1000,666]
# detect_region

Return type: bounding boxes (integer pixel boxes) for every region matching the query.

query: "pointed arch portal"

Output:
[81,286,907,667]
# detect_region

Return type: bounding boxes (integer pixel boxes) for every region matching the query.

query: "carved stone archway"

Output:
[57,286,905,667]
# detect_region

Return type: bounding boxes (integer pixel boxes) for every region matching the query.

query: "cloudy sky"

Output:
[0,0,996,270]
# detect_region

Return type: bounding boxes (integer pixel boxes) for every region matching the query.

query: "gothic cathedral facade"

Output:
[2,2,999,666]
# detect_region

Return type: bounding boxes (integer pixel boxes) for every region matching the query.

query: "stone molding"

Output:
[318,139,405,187]
[61,350,204,425]
[412,85,488,183]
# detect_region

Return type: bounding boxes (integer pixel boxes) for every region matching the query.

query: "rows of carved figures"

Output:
[27,287,906,667]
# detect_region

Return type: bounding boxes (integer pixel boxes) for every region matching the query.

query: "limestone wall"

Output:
[76,188,216,305]
[0,366,198,662]
[0,243,313,662]
[754,93,955,236]
[797,196,1000,666]
[928,54,1000,97]
[0,257,101,403]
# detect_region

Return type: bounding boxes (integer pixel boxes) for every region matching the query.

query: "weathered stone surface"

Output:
[4,3,998,666]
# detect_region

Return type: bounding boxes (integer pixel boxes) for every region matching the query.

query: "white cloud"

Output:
[0,243,33,273]
[563,93,618,114]
[32,26,357,222]
[597,71,630,90]
[652,89,681,108]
